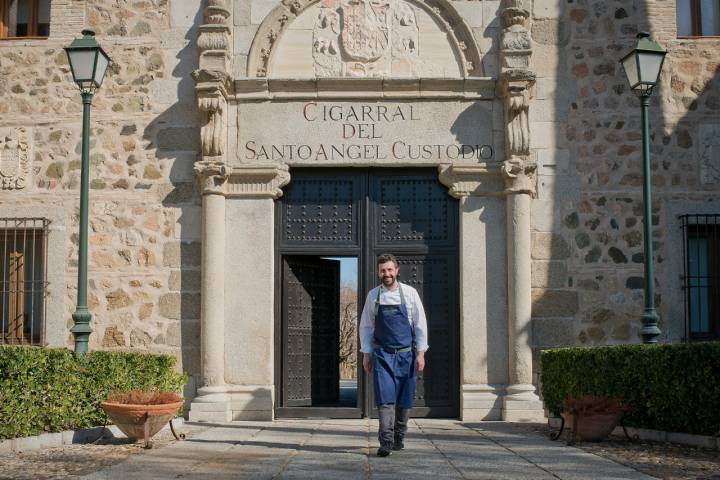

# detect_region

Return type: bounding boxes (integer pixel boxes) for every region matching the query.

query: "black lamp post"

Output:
[620,32,667,344]
[65,30,111,354]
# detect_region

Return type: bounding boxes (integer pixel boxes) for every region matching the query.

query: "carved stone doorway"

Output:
[275,168,459,418]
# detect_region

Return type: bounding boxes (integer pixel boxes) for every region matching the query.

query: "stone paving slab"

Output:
[81,419,655,480]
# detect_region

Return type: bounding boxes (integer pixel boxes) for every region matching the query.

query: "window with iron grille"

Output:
[680,214,720,341]
[1,218,49,345]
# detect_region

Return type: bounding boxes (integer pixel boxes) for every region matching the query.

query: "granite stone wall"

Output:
[0,0,204,393]
[529,0,720,350]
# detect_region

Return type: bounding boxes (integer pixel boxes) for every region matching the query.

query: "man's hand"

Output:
[363,352,372,373]
[416,351,425,372]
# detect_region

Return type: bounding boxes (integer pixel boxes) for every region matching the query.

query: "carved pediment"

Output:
[247,0,482,79]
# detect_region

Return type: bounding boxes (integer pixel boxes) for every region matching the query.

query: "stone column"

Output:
[498,0,545,421]
[189,162,232,422]
[188,0,234,422]
[503,178,544,421]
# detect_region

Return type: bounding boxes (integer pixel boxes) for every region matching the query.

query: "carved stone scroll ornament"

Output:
[0,127,30,190]
[192,69,231,162]
[505,82,531,156]
[199,96,225,158]
[194,161,228,195]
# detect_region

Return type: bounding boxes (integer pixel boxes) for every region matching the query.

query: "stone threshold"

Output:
[0,418,185,454]
[548,417,720,450]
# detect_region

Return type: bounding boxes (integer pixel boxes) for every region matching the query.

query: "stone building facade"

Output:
[0,0,718,422]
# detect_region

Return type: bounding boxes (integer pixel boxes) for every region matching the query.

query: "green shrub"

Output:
[540,343,720,436]
[0,346,186,440]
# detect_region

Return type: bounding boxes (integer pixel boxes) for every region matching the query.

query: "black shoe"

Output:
[392,438,404,451]
[377,446,392,457]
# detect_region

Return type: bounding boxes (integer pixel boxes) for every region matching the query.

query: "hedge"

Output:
[540,343,720,436]
[0,346,186,440]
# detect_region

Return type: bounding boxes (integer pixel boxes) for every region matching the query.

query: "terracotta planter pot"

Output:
[561,410,623,442]
[101,401,183,445]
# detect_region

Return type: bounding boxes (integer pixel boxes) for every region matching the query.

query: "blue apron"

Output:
[372,284,416,408]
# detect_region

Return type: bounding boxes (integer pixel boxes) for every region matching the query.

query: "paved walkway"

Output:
[82,419,654,480]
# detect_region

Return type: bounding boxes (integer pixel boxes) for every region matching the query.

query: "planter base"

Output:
[101,401,184,449]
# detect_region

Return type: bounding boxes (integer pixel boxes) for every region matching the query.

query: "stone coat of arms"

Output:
[340,0,390,62]
[313,0,420,77]
[0,127,31,190]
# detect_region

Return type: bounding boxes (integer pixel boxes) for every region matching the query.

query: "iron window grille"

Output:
[680,214,720,341]
[1,218,49,346]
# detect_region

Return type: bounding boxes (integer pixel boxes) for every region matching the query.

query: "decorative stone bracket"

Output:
[498,71,535,158]
[226,164,291,199]
[193,69,232,164]
[438,164,505,198]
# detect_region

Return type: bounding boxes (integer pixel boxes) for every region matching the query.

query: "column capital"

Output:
[437,164,505,198]
[502,157,537,196]
[226,163,291,199]
[194,160,228,195]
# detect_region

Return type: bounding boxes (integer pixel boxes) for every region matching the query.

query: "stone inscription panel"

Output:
[237,100,494,165]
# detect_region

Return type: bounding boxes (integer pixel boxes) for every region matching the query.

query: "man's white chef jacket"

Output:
[359,282,429,354]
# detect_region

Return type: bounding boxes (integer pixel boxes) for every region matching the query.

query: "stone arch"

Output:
[246,0,483,78]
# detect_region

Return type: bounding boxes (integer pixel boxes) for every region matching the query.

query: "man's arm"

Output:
[411,288,428,372]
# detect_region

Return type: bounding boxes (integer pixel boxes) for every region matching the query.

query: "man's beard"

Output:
[382,275,396,286]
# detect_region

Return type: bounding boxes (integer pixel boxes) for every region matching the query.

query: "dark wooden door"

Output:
[282,256,341,407]
[277,169,459,418]
[369,172,459,418]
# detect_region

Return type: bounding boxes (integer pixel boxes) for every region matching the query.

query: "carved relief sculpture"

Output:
[197,0,231,71]
[499,0,535,193]
[313,0,422,77]
[0,127,31,190]
[194,0,232,169]
[199,95,225,158]
[250,0,481,78]
[504,78,531,157]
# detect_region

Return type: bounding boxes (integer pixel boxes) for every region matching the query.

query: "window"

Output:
[681,214,720,341]
[677,0,720,36]
[1,218,48,345]
[0,0,50,39]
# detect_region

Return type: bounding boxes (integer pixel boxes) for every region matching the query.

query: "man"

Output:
[359,253,428,457]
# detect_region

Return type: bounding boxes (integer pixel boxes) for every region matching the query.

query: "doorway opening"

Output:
[275,169,459,419]
[279,255,361,417]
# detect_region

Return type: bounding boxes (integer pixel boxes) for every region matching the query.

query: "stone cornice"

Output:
[438,163,505,198]
[234,77,496,101]
[226,164,291,199]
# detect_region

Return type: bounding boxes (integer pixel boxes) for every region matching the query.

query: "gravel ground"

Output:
[0,424,210,480]
[520,423,720,480]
